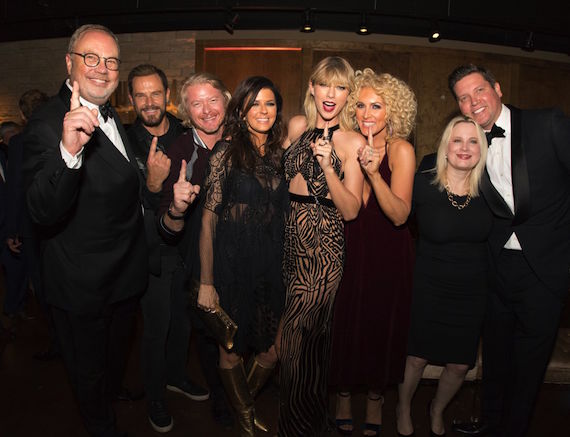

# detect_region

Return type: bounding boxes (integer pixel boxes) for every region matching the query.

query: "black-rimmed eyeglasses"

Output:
[69,52,121,71]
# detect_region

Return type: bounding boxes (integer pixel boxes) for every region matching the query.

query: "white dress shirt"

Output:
[485,104,522,250]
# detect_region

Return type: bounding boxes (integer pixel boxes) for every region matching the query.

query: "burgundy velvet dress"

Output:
[330,154,414,390]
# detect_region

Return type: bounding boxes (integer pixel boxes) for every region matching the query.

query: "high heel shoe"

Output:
[362,394,383,436]
[335,392,353,435]
[428,400,446,437]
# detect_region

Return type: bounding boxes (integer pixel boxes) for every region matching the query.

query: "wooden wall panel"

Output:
[199,47,303,123]
[517,63,570,114]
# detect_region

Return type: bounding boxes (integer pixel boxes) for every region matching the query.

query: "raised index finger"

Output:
[323,122,329,141]
[148,136,158,159]
[70,81,81,111]
[367,126,374,147]
[178,159,187,183]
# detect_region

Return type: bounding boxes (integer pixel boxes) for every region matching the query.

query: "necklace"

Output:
[444,184,471,210]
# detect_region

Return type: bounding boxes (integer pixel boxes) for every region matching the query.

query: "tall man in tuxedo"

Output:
[23,24,149,437]
[448,64,570,436]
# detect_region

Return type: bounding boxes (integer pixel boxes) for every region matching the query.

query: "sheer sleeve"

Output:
[199,141,230,285]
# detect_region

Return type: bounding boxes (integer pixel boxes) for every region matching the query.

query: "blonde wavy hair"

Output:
[178,72,231,128]
[347,68,417,142]
[433,115,488,197]
[304,56,355,131]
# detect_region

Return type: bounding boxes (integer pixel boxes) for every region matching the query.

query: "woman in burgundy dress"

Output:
[330,68,417,436]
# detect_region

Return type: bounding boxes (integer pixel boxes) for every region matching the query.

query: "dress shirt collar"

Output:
[192,127,209,149]
[495,104,511,136]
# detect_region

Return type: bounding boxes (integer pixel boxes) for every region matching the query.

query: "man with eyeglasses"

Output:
[23,24,149,437]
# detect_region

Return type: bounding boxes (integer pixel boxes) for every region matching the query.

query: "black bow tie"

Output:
[99,101,113,122]
[485,124,505,145]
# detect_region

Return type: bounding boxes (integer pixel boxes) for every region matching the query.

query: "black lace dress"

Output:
[199,141,288,353]
[279,125,345,436]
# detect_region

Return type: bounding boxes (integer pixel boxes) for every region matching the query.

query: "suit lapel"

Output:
[89,128,133,176]
[481,168,513,219]
[57,82,140,184]
[508,106,531,225]
[113,106,139,173]
[114,107,146,192]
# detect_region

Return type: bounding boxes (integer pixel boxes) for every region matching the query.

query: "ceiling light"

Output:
[429,23,441,42]
[301,9,314,33]
[358,12,370,35]
[224,10,239,35]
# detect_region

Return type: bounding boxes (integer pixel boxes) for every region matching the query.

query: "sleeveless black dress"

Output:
[279,125,344,436]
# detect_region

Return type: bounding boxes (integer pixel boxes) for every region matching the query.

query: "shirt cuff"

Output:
[60,141,84,169]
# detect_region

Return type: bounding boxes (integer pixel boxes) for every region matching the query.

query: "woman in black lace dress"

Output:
[278,56,365,436]
[197,76,288,436]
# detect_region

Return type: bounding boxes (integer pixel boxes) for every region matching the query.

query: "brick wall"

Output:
[0,30,196,124]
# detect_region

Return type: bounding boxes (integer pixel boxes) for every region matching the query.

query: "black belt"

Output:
[289,192,335,208]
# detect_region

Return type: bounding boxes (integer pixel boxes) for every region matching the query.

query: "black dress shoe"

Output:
[115,386,145,402]
[452,419,491,435]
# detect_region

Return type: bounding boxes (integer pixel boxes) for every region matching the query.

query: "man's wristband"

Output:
[167,205,185,220]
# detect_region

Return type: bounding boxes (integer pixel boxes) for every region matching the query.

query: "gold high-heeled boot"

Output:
[246,357,276,433]
[219,361,255,437]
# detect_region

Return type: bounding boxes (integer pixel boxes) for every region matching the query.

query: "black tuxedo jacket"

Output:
[481,106,570,297]
[23,83,148,314]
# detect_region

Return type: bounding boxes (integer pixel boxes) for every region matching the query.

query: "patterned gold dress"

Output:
[278,125,344,436]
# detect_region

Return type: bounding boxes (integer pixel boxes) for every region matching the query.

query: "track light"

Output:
[301,9,314,33]
[224,10,239,35]
[358,12,370,35]
[522,31,534,52]
[429,23,441,42]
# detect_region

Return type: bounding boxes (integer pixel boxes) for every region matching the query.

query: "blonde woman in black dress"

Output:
[396,116,491,436]
[278,56,365,436]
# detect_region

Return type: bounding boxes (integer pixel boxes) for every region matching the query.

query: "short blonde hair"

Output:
[347,68,417,142]
[304,56,354,131]
[433,115,488,197]
[178,72,231,128]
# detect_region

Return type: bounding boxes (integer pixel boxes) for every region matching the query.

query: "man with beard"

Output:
[157,73,236,431]
[126,64,209,433]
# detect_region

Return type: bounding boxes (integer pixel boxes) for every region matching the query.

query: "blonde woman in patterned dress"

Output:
[277,56,365,436]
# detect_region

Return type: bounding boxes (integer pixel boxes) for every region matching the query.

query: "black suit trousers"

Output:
[52,296,138,437]
[140,250,190,401]
[482,249,565,437]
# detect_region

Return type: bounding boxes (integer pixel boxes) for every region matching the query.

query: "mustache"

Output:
[141,106,162,112]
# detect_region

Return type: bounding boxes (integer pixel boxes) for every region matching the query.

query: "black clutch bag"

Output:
[189,279,237,350]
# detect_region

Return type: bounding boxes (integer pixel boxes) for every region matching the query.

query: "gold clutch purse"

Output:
[189,279,238,350]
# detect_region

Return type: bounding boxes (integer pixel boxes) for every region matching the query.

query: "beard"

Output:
[137,105,166,128]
